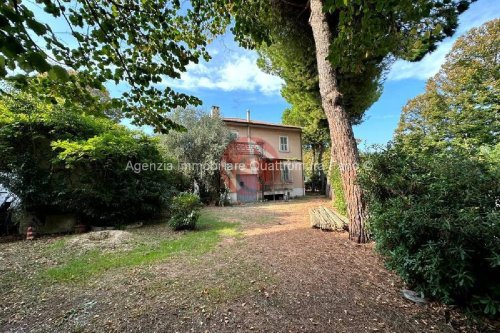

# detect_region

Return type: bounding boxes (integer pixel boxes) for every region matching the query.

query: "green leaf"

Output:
[1,36,25,58]
[48,65,70,82]
[0,55,6,77]
[43,2,61,16]
[0,14,10,28]
[0,5,21,23]
[434,24,443,34]
[26,19,48,36]
[25,52,51,72]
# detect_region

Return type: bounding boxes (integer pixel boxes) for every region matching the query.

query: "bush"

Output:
[0,91,183,227]
[168,193,202,230]
[359,144,500,315]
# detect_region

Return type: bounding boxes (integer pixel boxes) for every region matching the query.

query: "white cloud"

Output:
[163,54,284,95]
[387,39,453,81]
[387,0,499,81]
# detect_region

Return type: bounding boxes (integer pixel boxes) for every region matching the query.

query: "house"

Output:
[217,107,305,203]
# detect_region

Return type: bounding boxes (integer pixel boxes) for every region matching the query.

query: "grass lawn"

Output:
[41,215,240,283]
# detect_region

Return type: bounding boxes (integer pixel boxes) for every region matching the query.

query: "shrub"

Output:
[0,90,183,227]
[359,144,500,315]
[168,193,202,230]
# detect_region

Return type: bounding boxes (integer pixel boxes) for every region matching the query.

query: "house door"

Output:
[237,174,258,202]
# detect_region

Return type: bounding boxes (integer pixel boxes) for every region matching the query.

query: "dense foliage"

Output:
[360,145,499,314]
[233,0,386,124]
[0,0,229,132]
[231,0,473,141]
[159,108,230,204]
[168,193,202,230]
[360,21,500,315]
[397,19,500,154]
[0,83,180,227]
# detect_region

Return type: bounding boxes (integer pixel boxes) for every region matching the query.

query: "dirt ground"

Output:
[0,196,497,333]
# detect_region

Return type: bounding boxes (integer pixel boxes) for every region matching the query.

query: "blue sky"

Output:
[30,0,500,148]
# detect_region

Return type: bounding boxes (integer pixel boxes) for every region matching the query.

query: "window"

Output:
[279,136,289,152]
[281,164,291,183]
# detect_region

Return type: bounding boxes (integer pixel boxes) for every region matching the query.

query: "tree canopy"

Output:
[247,1,380,131]
[159,108,231,203]
[232,0,472,125]
[0,0,229,132]
[396,19,500,153]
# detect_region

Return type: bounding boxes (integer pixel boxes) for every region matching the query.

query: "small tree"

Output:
[159,108,231,204]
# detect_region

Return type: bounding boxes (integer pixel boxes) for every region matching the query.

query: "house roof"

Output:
[222,118,302,131]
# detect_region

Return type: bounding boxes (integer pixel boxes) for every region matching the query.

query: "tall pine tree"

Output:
[231,0,472,242]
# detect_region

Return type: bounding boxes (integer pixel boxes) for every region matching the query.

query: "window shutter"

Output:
[279,136,289,152]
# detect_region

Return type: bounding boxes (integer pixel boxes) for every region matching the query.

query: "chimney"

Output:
[246,109,250,122]
[210,106,220,118]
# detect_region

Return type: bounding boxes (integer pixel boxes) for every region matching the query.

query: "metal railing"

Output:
[226,142,264,156]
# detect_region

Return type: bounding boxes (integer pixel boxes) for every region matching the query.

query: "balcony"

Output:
[226,142,264,156]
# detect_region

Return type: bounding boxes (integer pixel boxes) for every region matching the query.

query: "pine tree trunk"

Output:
[309,0,368,243]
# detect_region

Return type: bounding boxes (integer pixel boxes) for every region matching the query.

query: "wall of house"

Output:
[225,122,305,199]
[227,125,302,160]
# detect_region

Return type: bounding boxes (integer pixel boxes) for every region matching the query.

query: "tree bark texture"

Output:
[309,0,368,243]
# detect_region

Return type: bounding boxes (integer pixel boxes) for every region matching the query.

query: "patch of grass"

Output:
[41,214,239,283]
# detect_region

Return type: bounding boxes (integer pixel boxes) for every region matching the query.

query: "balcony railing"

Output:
[226,142,264,156]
